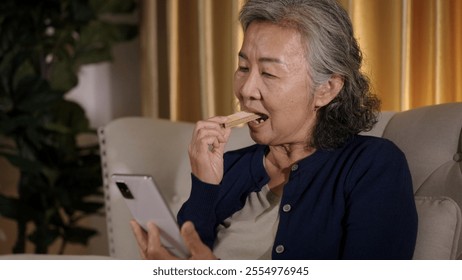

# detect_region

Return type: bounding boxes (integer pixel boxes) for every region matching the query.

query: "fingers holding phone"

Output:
[130,220,217,260]
[130,220,179,260]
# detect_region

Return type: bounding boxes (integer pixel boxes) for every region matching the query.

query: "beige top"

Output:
[213,184,281,259]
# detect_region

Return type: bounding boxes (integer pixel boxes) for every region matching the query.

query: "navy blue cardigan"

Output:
[177,135,418,259]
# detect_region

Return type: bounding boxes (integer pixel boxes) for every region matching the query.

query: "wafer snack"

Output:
[221,111,260,128]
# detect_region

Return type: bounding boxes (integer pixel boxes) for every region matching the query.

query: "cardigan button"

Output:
[291,164,299,171]
[275,245,285,254]
[282,204,292,212]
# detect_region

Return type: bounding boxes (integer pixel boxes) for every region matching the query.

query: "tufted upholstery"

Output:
[97,118,254,259]
[383,103,462,259]
[98,103,462,260]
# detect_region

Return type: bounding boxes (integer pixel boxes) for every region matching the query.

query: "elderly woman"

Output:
[131,0,418,260]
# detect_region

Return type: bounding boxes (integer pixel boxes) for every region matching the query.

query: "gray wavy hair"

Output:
[240,0,380,149]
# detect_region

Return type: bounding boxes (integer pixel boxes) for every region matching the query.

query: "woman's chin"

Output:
[248,129,270,145]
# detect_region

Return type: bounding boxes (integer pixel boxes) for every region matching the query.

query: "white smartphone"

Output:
[111,174,190,258]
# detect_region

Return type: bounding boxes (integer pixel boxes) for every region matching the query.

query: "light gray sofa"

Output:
[97,102,461,260]
[1,102,460,259]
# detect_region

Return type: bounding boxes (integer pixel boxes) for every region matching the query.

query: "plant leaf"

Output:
[71,0,96,22]
[0,195,19,220]
[0,152,42,172]
[73,201,104,214]
[47,100,90,134]
[28,228,60,248]
[90,0,136,14]
[0,95,13,113]
[49,60,78,92]
[0,115,32,135]
[63,226,98,245]
[74,48,112,66]
[14,76,62,112]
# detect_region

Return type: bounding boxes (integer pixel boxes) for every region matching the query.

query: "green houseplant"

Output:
[0,0,137,254]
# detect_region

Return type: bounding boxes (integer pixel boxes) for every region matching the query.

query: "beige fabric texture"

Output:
[413,196,461,260]
[383,103,462,259]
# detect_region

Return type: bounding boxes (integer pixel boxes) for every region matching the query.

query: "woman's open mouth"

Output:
[250,113,269,125]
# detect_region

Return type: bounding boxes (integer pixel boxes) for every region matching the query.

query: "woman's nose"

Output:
[237,71,261,100]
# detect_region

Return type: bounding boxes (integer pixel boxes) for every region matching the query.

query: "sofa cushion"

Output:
[413,196,461,259]
[382,103,462,193]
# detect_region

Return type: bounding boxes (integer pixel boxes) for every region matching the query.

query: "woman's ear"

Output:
[314,74,344,108]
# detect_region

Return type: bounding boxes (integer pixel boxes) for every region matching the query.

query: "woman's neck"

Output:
[264,144,316,196]
[266,144,316,170]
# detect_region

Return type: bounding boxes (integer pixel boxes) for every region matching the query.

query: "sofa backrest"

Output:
[98,118,254,259]
[98,103,462,259]
[381,103,462,259]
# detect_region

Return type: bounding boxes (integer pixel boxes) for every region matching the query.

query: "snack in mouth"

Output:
[221,111,268,128]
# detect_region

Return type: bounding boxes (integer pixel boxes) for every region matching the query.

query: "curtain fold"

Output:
[348,0,404,111]
[141,0,462,122]
[162,0,240,122]
[348,0,462,111]
[139,0,158,118]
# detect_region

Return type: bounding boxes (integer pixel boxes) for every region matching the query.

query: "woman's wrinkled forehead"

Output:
[242,21,307,57]
[246,19,310,52]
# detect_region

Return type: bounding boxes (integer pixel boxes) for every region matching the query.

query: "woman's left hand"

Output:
[130,220,218,260]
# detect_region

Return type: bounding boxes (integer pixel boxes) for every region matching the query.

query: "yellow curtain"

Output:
[140,0,243,122]
[141,0,462,122]
[346,0,462,111]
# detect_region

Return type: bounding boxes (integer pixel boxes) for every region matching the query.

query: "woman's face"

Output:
[234,21,318,147]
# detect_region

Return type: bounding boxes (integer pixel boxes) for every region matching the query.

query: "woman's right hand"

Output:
[130,220,217,260]
[188,116,231,185]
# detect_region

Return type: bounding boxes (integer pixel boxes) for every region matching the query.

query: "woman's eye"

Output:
[238,66,249,72]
